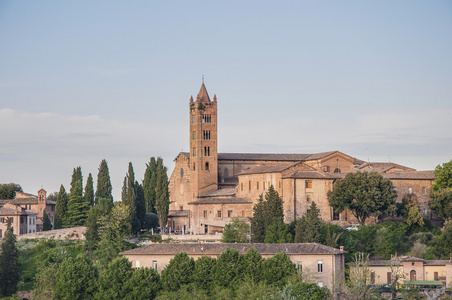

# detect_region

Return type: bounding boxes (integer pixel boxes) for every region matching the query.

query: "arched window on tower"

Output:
[205,162,209,171]
[204,146,210,156]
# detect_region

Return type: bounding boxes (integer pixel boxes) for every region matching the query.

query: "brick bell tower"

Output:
[189,82,218,198]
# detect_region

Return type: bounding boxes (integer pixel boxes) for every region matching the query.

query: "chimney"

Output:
[339,246,344,252]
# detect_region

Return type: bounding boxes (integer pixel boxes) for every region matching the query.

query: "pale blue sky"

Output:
[1,1,451,200]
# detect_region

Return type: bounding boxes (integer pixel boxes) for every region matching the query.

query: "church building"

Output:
[168,83,436,234]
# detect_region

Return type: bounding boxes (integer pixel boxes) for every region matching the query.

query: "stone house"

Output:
[0,188,55,232]
[367,256,452,289]
[0,203,37,237]
[168,83,437,234]
[120,242,346,291]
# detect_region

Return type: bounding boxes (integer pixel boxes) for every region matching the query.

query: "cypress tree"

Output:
[250,195,265,242]
[122,162,139,232]
[43,212,52,231]
[295,201,323,243]
[85,173,94,207]
[0,219,19,297]
[143,157,157,213]
[135,181,146,231]
[65,167,89,227]
[95,159,113,206]
[155,158,170,230]
[54,185,68,229]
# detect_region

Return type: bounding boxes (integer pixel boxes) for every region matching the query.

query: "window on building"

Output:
[136,260,140,268]
[202,114,211,123]
[422,187,426,195]
[205,162,209,170]
[0,229,2,238]
[394,187,397,193]
[224,168,228,178]
[228,210,233,218]
[20,217,24,224]
[204,146,210,156]
[332,211,340,221]
[307,195,311,202]
[257,182,259,190]
[296,261,302,273]
[242,210,246,217]
[263,181,266,190]
[387,272,392,284]
[33,218,35,225]
[29,218,32,225]
[334,168,341,173]
[217,210,222,218]
[317,261,323,273]
[268,181,271,189]
[317,281,323,288]
[192,131,196,140]
[193,147,196,157]
[180,168,184,179]
[192,115,196,123]
[422,208,427,217]
[203,211,207,218]
[410,270,416,281]
[408,187,412,194]
[434,272,439,281]
[152,261,157,271]
[306,180,313,188]
[249,181,251,190]
[203,130,211,140]
[279,181,281,189]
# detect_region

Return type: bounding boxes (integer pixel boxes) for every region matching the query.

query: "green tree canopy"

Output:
[0,219,19,297]
[54,184,68,229]
[155,157,170,230]
[192,255,217,292]
[161,252,195,291]
[66,171,89,227]
[84,173,94,207]
[222,217,250,243]
[261,252,296,288]
[96,257,134,299]
[213,248,245,289]
[124,267,161,300]
[280,282,331,300]
[327,171,397,225]
[143,157,157,213]
[432,159,452,191]
[95,159,113,206]
[429,189,452,220]
[122,162,140,233]
[54,255,98,300]
[42,212,52,231]
[400,193,424,227]
[426,220,452,259]
[0,183,22,199]
[295,201,323,243]
[242,248,263,284]
[250,186,285,242]
[264,218,292,243]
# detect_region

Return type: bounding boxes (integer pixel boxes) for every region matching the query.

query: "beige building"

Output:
[168,83,437,234]
[367,256,452,289]
[0,203,37,237]
[0,188,55,232]
[121,242,346,291]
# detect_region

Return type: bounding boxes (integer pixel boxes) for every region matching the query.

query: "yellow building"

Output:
[168,83,437,234]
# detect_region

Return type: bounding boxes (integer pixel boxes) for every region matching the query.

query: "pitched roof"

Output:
[381,171,435,180]
[189,197,252,205]
[120,243,346,256]
[0,205,36,216]
[196,83,211,102]
[218,153,310,161]
[168,210,190,217]
[358,162,416,173]
[283,171,343,180]
[199,188,236,198]
[238,162,300,175]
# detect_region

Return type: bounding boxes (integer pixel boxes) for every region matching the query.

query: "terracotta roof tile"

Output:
[168,210,190,217]
[120,243,346,256]
[199,188,236,198]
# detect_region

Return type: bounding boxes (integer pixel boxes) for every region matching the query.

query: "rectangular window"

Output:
[297,261,302,273]
[257,182,259,190]
[193,147,196,157]
[136,260,140,268]
[249,181,251,190]
[318,261,323,273]
[20,217,24,224]
[203,130,211,140]
[394,187,397,192]
[317,282,323,288]
[268,181,270,189]
[422,187,426,195]
[307,195,311,202]
[192,115,196,123]
[408,187,412,194]
[263,181,266,190]
[0,229,2,238]
[203,211,207,218]
[241,183,243,191]
[193,163,196,171]
[387,272,392,284]
[306,180,313,188]
[152,261,157,271]
[279,181,281,189]
[332,211,340,221]
[217,210,222,218]
[192,131,196,140]
[202,114,211,123]
[228,210,233,218]
[434,272,439,281]
[242,210,246,217]
[205,162,209,170]
[29,218,32,225]
[33,218,35,225]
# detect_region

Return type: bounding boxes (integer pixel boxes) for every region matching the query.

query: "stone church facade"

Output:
[168,83,436,234]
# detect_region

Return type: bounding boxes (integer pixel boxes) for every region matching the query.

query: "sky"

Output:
[1,0,451,201]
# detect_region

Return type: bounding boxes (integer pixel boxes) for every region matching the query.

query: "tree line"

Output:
[52,157,169,235]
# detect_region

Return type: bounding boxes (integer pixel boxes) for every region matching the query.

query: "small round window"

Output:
[180,168,184,179]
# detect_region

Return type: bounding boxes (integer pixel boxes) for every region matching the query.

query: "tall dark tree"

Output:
[161,252,195,291]
[0,219,19,297]
[295,201,323,243]
[95,159,113,206]
[429,189,452,220]
[54,185,68,229]
[155,157,170,230]
[400,193,424,227]
[250,195,266,242]
[327,171,397,225]
[42,212,52,231]
[122,162,139,232]
[135,181,146,230]
[84,173,94,207]
[143,157,157,213]
[65,167,89,227]
[250,186,284,242]
[0,183,22,199]
[432,160,452,191]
